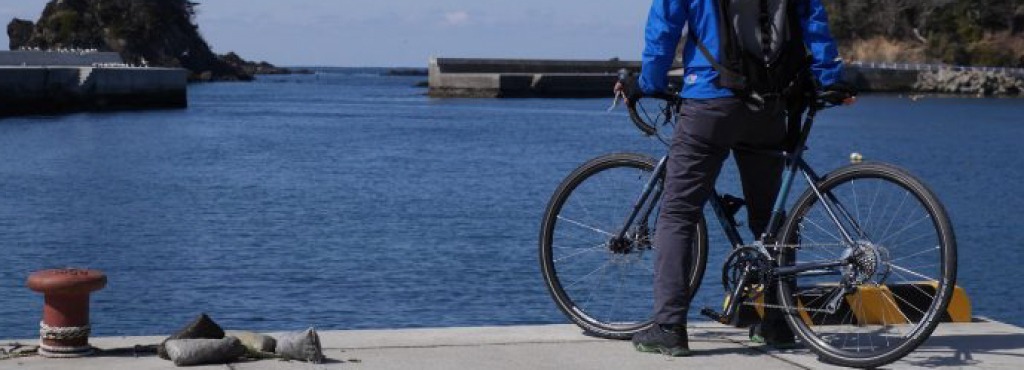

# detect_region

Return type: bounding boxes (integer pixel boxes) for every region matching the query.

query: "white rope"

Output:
[37,322,94,358]
[38,342,94,358]
[39,321,91,341]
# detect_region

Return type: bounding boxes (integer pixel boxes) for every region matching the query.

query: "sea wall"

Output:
[0,66,187,115]
[842,67,919,92]
[0,51,122,66]
[915,69,1024,96]
[428,58,644,98]
[428,57,1024,98]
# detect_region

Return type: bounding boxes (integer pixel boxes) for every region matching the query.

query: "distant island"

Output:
[6,0,299,81]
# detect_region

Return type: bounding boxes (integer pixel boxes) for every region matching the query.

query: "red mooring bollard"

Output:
[27,269,107,358]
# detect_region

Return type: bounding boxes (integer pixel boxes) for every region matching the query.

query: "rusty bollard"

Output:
[27,269,107,358]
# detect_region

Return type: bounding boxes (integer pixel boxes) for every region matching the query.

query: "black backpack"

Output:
[691,0,814,104]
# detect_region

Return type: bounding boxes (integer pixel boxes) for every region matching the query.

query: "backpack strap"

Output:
[688,32,749,92]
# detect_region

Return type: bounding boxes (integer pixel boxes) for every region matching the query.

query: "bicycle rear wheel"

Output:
[777,163,957,368]
[540,153,708,339]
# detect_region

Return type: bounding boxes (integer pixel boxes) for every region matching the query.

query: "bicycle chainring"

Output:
[722,246,774,299]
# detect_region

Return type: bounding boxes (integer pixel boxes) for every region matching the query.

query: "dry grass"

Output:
[840,37,928,63]
[972,32,1024,67]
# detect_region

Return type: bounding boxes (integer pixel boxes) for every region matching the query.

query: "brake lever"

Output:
[607,91,625,112]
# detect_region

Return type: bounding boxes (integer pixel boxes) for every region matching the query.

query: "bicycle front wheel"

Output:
[540,153,708,339]
[777,162,957,368]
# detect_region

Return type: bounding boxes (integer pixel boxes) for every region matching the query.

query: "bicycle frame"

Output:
[612,102,869,283]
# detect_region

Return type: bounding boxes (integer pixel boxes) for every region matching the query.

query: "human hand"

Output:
[615,74,643,104]
[820,82,858,106]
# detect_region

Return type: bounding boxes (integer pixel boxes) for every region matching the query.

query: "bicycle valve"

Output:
[850,152,864,164]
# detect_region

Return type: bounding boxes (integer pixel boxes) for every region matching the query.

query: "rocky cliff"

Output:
[7,0,284,81]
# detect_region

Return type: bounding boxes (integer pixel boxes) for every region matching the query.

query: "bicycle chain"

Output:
[720,242,852,315]
[765,243,846,250]
[741,301,839,314]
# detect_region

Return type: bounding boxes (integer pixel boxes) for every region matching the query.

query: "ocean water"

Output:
[0,69,1022,339]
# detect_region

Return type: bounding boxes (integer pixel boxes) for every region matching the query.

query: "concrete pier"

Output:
[428,57,922,98]
[3,319,1023,369]
[0,51,187,115]
[428,58,645,98]
[0,51,121,67]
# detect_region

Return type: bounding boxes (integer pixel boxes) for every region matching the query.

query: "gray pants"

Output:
[653,97,787,325]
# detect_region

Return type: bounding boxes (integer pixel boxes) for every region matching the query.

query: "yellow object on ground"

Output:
[727,282,972,327]
[846,285,910,325]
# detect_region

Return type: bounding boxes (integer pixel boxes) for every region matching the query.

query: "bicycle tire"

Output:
[777,162,957,368]
[540,153,709,340]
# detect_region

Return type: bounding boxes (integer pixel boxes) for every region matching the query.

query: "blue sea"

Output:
[0,68,1022,339]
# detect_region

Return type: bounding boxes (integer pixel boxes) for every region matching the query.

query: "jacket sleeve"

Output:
[798,0,844,87]
[639,0,688,95]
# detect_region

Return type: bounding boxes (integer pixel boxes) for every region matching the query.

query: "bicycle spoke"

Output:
[557,216,615,237]
[775,168,955,366]
[542,154,679,337]
[889,245,940,263]
[887,286,930,318]
[878,190,912,240]
[803,215,843,245]
[888,263,938,282]
[877,213,931,246]
[879,289,913,328]
[888,268,938,303]
[553,243,607,263]
[885,231,937,252]
[564,261,613,291]
[851,180,862,233]
[863,179,882,236]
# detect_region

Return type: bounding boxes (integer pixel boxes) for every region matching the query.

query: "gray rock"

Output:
[225,330,276,354]
[915,70,1024,96]
[164,337,246,366]
[274,328,324,363]
[7,19,34,50]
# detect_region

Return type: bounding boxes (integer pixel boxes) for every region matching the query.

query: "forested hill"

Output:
[827,0,1024,67]
[6,0,287,81]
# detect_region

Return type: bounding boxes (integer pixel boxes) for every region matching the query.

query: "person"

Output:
[614,0,852,357]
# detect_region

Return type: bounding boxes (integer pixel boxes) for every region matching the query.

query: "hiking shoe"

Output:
[632,325,691,357]
[749,323,797,349]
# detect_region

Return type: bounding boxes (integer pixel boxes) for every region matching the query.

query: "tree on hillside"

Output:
[826,0,1024,67]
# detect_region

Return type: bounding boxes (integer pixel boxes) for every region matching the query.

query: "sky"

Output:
[0,0,651,67]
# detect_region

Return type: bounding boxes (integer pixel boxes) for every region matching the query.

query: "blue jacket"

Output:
[639,0,844,99]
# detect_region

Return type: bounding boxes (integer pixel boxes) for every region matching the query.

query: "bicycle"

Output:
[539,78,957,368]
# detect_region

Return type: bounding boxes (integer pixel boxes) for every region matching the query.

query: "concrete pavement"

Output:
[3,319,1023,369]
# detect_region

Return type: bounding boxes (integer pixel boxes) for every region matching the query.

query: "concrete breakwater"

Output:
[915,69,1024,96]
[428,57,1023,98]
[0,51,187,115]
[428,58,644,98]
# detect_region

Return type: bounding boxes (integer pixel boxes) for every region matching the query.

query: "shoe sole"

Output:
[634,343,692,357]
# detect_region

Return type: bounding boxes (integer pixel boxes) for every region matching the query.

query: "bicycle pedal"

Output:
[700,307,727,324]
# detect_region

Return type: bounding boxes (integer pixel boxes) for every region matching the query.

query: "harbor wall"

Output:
[0,51,122,66]
[0,66,187,115]
[428,58,644,98]
[428,57,925,98]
